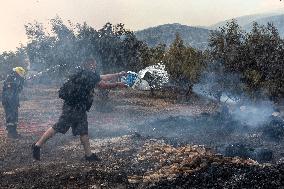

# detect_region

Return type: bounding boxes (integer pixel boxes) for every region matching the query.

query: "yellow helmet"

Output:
[13,67,26,78]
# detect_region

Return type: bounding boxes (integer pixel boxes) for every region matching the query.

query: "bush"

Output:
[209,20,284,99]
[164,33,205,94]
[25,17,145,79]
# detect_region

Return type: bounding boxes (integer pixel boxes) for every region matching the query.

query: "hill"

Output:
[209,11,284,38]
[243,14,284,38]
[135,23,211,50]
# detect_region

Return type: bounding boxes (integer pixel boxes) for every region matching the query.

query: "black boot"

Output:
[7,124,21,139]
[32,143,41,160]
[85,153,101,162]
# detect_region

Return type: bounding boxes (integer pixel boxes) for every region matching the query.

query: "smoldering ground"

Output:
[17,59,284,165]
[1,51,284,188]
[192,61,279,127]
[1,85,284,189]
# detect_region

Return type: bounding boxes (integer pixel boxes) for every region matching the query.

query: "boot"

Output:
[7,124,21,139]
[85,153,101,162]
[32,143,41,160]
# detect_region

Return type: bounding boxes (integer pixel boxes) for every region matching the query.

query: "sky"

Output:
[0,0,283,52]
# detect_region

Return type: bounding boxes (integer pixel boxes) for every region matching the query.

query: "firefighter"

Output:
[2,67,26,138]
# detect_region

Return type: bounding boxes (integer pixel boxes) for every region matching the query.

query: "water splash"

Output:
[220,93,240,105]
[132,63,170,90]
[26,64,67,80]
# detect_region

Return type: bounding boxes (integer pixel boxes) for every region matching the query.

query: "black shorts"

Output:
[52,103,88,136]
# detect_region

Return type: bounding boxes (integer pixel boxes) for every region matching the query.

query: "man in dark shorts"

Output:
[32,58,127,161]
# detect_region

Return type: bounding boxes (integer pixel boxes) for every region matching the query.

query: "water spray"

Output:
[121,64,169,91]
[26,64,67,81]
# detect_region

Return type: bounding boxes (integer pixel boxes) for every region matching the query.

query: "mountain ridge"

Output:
[134,23,211,50]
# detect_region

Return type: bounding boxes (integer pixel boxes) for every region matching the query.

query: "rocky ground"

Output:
[0,84,284,188]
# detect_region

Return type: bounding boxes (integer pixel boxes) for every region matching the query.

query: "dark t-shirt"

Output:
[59,69,101,111]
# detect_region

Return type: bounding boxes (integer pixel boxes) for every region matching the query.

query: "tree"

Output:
[209,20,284,99]
[164,33,205,94]
[209,20,245,72]
[0,50,28,80]
[139,43,166,70]
[25,18,145,80]
[244,22,284,98]
[96,23,144,73]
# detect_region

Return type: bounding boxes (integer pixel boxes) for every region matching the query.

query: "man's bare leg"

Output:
[80,134,100,161]
[80,134,92,157]
[35,127,56,147]
[32,127,56,160]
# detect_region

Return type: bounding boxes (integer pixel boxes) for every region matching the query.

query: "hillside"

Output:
[135,23,211,50]
[243,14,284,38]
[209,12,280,29]
[209,12,284,38]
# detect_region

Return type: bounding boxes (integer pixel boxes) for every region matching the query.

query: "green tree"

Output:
[244,22,284,98]
[25,18,145,79]
[209,20,284,99]
[0,50,28,80]
[209,20,245,72]
[96,23,144,73]
[139,43,166,69]
[165,33,205,94]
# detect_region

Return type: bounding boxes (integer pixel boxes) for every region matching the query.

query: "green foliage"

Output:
[25,17,144,79]
[209,20,245,72]
[139,43,166,69]
[164,34,205,90]
[209,20,284,99]
[0,50,28,80]
[96,23,144,73]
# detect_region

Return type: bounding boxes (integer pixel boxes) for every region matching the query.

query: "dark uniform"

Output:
[53,69,101,136]
[2,71,24,137]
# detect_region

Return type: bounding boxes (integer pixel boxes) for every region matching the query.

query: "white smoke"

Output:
[193,61,278,128]
[230,101,275,127]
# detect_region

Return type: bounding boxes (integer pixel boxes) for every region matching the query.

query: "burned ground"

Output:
[0,84,284,188]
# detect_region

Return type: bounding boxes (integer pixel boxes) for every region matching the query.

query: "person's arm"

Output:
[96,80,127,89]
[100,71,126,81]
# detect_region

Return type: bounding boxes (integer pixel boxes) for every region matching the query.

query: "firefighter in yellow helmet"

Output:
[2,67,26,138]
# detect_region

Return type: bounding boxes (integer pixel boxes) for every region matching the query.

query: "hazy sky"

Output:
[0,0,283,52]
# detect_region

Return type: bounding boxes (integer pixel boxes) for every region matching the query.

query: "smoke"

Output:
[192,71,222,101]
[220,93,239,105]
[27,64,67,80]
[193,61,277,128]
[230,101,275,127]
[193,61,244,101]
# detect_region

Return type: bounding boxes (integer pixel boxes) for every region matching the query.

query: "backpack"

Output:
[58,71,89,105]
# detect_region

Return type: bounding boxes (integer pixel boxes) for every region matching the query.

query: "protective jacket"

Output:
[2,71,24,107]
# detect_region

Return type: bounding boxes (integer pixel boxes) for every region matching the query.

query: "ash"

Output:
[0,84,284,188]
